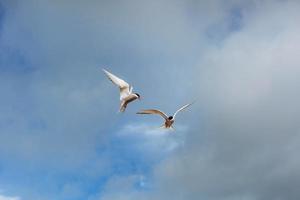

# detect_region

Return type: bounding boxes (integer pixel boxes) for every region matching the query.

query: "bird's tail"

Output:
[119,107,125,113]
[159,124,167,129]
[119,101,127,112]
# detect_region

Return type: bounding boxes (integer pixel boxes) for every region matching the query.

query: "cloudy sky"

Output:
[0,0,300,199]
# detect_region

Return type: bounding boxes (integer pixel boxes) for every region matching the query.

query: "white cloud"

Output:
[117,122,187,154]
[0,194,20,200]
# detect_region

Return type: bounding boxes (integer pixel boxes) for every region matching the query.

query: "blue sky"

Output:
[0,0,300,200]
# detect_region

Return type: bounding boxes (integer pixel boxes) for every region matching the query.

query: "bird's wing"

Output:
[137,109,168,120]
[173,102,194,119]
[103,69,131,100]
[129,86,133,94]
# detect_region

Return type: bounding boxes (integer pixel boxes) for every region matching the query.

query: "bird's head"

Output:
[168,116,173,120]
[135,93,141,100]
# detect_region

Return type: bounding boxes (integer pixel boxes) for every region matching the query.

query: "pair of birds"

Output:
[103,69,193,129]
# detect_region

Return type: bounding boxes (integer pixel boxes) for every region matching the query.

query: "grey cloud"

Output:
[1,0,299,200]
[147,1,300,200]
[95,1,300,200]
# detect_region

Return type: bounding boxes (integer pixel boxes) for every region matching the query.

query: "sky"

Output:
[0,0,300,199]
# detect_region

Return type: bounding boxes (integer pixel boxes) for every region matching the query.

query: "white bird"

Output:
[103,69,141,112]
[137,102,193,129]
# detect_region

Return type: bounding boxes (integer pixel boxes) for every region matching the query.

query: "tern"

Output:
[137,102,193,129]
[103,69,141,112]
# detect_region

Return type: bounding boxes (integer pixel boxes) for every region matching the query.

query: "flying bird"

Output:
[137,102,194,129]
[103,69,141,112]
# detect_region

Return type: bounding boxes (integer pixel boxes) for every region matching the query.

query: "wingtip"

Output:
[102,69,111,77]
[185,101,196,107]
